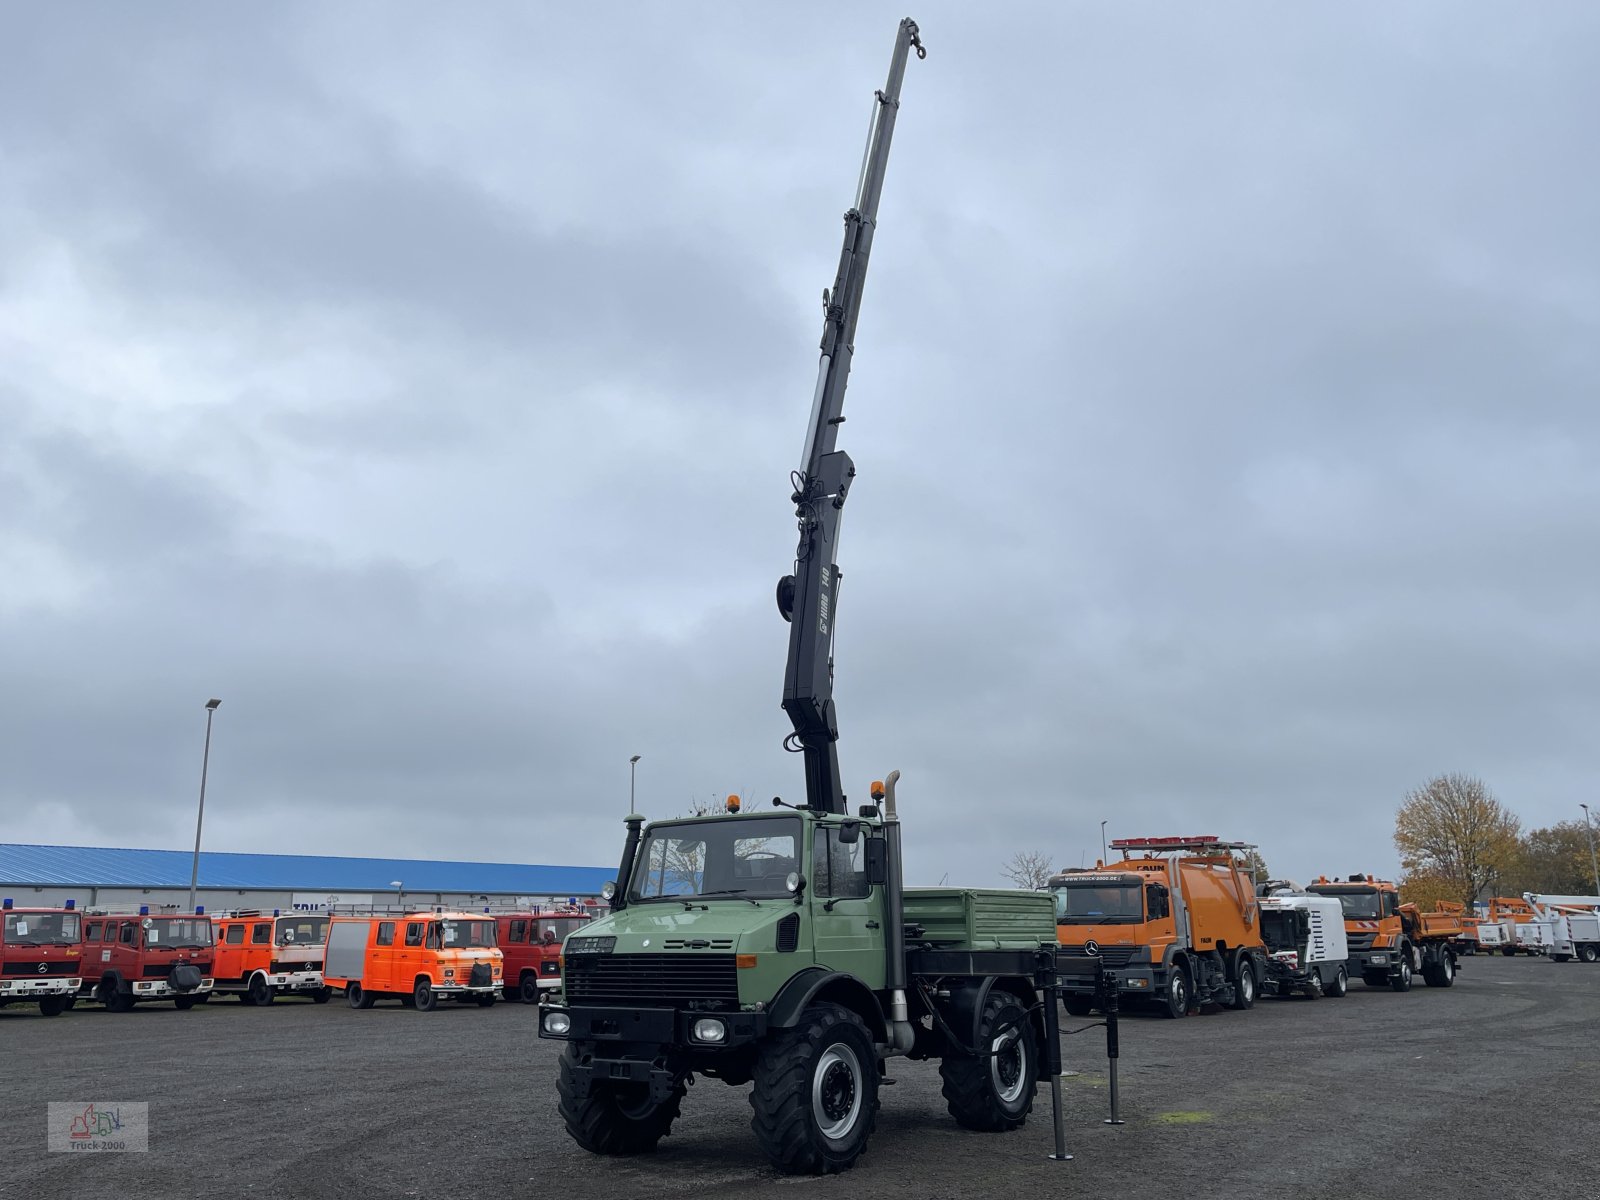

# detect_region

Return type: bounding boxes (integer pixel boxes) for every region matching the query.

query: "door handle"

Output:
[865,921,880,929]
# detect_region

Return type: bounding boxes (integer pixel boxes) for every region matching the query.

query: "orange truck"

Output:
[211,911,332,1005]
[1307,874,1461,990]
[1050,836,1268,1019]
[323,911,503,1011]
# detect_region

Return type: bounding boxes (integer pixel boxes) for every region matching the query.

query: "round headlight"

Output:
[600,881,617,900]
[784,871,801,894]
[692,1018,727,1043]
[544,1011,572,1036]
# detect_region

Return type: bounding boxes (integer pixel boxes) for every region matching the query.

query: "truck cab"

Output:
[1050,837,1266,1019]
[1307,875,1459,990]
[0,899,84,1017]
[324,911,503,1011]
[495,908,592,1003]
[78,910,215,1010]
[212,911,331,1005]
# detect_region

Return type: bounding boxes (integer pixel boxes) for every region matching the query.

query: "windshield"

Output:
[1260,910,1304,952]
[437,920,496,949]
[1310,888,1380,920]
[144,918,214,948]
[632,816,802,901]
[1053,882,1144,924]
[539,916,588,944]
[3,912,80,945]
[276,916,328,946]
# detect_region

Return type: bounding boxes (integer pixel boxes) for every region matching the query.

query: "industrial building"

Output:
[0,843,612,914]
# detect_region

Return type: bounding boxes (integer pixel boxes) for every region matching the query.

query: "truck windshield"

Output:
[3,912,80,945]
[632,816,802,901]
[1052,882,1144,924]
[276,916,329,946]
[538,916,589,944]
[1310,888,1381,920]
[436,920,496,949]
[143,918,214,948]
[1260,910,1304,952]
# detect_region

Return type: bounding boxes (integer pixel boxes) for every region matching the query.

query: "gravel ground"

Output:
[3,956,1596,1200]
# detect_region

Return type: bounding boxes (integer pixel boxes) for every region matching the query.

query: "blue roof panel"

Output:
[0,843,611,894]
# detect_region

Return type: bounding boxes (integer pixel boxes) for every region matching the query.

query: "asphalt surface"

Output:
[3,956,1596,1200]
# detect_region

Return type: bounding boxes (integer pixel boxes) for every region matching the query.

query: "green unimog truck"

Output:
[538,18,1064,1174]
[539,776,1060,1174]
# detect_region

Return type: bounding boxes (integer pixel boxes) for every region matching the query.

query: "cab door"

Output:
[808,825,887,988]
[369,922,397,992]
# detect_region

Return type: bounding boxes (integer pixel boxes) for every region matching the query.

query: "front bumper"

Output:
[538,1003,768,1049]
[131,978,215,998]
[1058,964,1159,996]
[0,977,82,998]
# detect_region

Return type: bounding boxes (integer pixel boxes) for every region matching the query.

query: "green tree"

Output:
[1509,821,1596,896]
[1394,773,1521,905]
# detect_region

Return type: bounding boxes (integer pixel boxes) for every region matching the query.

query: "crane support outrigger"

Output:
[777,17,925,817]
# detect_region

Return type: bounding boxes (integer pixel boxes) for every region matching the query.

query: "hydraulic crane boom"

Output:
[776,18,925,816]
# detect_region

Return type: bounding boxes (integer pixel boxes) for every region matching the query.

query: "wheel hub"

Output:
[812,1045,863,1140]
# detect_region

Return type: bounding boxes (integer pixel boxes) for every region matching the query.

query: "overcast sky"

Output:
[3,3,1596,888]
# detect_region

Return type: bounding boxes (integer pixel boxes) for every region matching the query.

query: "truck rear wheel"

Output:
[750,1001,878,1174]
[347,984,376,1010]
[557,1042,684,1155]
[1422,951,1455,988]
[939,991,1038,1132]
[1578,945,1598,964]
[100,979,133,1013]
[1161,968,1190,1019]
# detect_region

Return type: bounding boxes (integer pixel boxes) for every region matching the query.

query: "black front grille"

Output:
[776,914,800,953]
[1346,933,1376,952]
[141,963,173,978]
[271,959,323,972]
[1059,946,1137,967]
[3,961,79,976]
[564,953,738,1007]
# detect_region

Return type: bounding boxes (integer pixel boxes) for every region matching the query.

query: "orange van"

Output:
[323,911,502,1011]
[212,911,331,1005]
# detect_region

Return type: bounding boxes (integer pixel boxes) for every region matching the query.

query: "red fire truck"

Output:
[78,907,216,1011]
[1,899,84,1017]
[492,905,594,1003]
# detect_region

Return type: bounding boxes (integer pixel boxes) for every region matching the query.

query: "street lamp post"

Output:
[187,699,222,914]
[1581,804,1600,897]
[1100,820,1108,866]
[629,754,642,816]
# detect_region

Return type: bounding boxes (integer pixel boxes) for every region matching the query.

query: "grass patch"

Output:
[1152,1110,1213,1125]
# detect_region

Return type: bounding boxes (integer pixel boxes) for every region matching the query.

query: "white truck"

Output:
[1526,894,1600,964]
[1255,885,1350,999]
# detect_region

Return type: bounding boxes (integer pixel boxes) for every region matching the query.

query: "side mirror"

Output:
[837,820,860,845]
[865,839,888,886]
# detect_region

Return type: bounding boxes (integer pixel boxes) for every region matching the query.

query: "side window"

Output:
[376,922,396,947]
[405,922,424,948]
[811,829,869,899]
[85,922,101,941]
[1383,893,1399,918]
[509,919,528,944]
[226,925,246,945]
[120,924,136,945]
[251,923,271,945]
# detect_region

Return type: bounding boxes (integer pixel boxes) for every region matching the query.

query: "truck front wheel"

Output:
[1390,957,1413,992]
[939,991,1038,1132]
[1161,969,1190,1019]
[38,995,69,1017]
[750,1002,878,1174]
[558,1043,684,1155]
[1230,955,1257,1010]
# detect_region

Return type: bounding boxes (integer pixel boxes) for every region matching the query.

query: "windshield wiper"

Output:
[693,890,762,906]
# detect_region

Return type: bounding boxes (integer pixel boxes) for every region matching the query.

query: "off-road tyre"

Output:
[1422,951,1455,988]
[520,974,542,1004]
[1230,954,1257,1010]
[1390,957,1413,992]
[939,991,1038,1132]
[38,995,70,1017]
[750,1001,878,1175]
[558,1041,684,1155]
[1326,966,1348,998]
[1062,994,1094,1018]
[1161,967,1191,1018]
[413,977,438,1011]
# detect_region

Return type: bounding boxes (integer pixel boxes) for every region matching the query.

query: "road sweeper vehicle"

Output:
[1254,885,1349,999]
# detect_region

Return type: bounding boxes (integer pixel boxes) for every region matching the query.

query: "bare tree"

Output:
[1001,851,1057,890]
[1394,773,1521,905]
